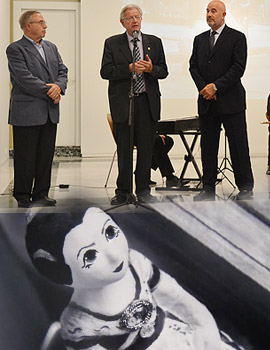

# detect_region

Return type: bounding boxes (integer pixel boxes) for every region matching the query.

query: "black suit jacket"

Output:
[6,36,68,126]
[189,25,247,115]
[100,32,168,123]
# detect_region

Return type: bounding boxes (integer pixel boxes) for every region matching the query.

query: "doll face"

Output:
[63,208,129,289]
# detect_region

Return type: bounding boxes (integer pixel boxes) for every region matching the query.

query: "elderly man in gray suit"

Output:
[6,10,68,208]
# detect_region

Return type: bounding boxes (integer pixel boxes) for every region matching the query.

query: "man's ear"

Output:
[25,21,31,32]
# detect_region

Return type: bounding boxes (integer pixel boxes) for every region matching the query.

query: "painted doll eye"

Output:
[105,225,119,241]
[82,249,98,269]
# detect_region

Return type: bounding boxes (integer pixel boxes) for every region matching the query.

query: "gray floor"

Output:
[0,154,269,209]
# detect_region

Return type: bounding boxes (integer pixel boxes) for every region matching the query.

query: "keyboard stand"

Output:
[156,130,202,192]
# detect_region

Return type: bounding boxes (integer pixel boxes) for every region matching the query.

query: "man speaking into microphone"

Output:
[100,4,168,204]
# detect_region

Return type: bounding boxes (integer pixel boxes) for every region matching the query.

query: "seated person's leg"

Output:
[152,135,179,187]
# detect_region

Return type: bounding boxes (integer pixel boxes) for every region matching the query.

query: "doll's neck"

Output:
[71,267,136,315]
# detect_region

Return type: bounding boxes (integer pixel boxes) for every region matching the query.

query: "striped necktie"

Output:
[133,43,145,93]
[209,31,217,51]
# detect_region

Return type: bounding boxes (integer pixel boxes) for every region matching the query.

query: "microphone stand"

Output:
[125,34,138,204]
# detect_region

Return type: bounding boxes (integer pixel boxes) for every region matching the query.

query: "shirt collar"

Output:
[211,23,225,35]
[126,30,142,42]
[24,34,44,47]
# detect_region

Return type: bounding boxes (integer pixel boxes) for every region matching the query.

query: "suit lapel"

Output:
[119,33,132,62]
[209,25,230,57]
[22,36,50,72]
[142,33,151,59]
[42,41,56,80]
[202,31,211,57]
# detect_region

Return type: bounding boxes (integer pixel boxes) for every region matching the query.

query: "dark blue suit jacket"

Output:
[189,25,247,116]
[6,36,68,126]
[100,32,168,123]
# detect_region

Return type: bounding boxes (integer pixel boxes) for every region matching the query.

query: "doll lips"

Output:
[114,261,124,273]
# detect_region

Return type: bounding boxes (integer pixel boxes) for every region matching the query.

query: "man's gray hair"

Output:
[19,10,40,30]
[120,4,143,20]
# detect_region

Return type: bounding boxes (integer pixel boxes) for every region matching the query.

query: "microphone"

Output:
[132,30,139,81]
[132,30,139,41]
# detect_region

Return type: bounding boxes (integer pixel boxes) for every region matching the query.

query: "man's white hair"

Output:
[120,4,143,20]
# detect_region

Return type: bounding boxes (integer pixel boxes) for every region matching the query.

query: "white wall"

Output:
[0,1,11,193]
[81,0,269,158]
[81,0,121,157]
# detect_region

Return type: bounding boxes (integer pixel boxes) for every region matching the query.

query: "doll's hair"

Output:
[25,208,90,285]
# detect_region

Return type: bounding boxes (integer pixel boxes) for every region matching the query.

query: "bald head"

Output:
[206,1,226,30]
[208,1,226,12]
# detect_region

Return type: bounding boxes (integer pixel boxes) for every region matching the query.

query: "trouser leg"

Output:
[32,119,57,200]
[199,113,221,192]
[113,93,155,196]
[13,125,40,201]
[152,135,174,177]
[134,93,155,196]
[113,121,131,196]
[222,111,254,191]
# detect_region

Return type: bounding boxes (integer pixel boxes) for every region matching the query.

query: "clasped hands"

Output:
[200,83,217,101]
[129,54,153,74]
[46,83,61,104]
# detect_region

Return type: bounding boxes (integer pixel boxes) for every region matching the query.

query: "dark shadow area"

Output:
[0,215,72,350]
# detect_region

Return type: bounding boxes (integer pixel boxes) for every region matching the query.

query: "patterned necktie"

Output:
[209,31,217,51]
[133,43,145,93]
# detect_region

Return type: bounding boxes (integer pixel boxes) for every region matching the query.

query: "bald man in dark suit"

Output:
[189,1,254,201]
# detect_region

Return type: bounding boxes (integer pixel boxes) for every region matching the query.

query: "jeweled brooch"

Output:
[119,299,154,336]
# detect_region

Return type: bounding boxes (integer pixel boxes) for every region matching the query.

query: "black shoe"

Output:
[149,179,157,186]
[234,190,253,201]
[33,196,57,206]
[137,193,158,204]
[166,175,179,188]
[266,166,270,175]
[17,198,32,208]
[110,194,127,205]
[193,190,215,202]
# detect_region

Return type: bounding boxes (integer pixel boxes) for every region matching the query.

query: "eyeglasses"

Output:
[124,16,142,22]
[30,21,47,27]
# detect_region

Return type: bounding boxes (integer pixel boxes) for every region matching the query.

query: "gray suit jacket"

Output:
[6,36,68,126]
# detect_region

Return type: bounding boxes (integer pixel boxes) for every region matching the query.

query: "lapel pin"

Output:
[148,47,151,51]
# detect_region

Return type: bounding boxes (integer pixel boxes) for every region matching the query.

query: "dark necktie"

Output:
[209,31,217,51]
[133,43,145,93]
